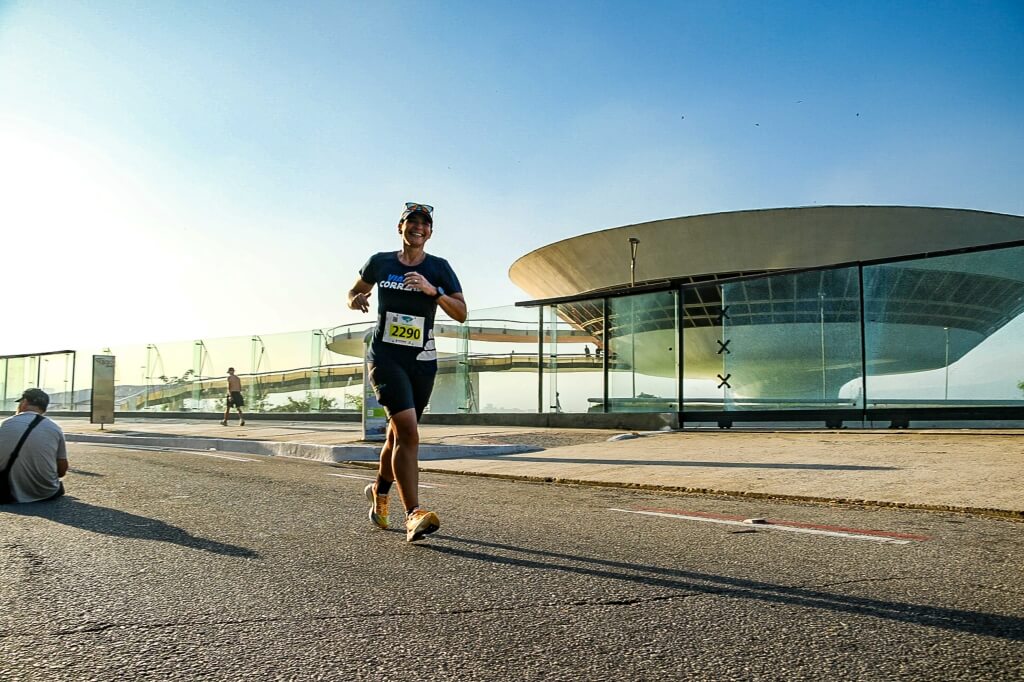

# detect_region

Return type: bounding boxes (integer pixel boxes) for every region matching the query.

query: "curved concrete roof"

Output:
[509,206,1024,299]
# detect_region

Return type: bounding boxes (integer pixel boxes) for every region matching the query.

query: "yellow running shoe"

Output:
[364,483,389,530]
[405,508,440,542]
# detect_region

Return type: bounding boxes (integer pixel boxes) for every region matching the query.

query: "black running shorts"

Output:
[227,391,245,408]
[368,355,436,420]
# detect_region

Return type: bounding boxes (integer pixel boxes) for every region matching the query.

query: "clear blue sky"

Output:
[1,0,1022,355]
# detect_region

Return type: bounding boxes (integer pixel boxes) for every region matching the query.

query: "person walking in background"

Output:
[348,201,467,541]
[221,368,246,426]
[0,388,68,504]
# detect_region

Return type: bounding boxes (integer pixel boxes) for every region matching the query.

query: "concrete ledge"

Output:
[421,412,679,430]
[65,433,537,463]
[24,411,679,430]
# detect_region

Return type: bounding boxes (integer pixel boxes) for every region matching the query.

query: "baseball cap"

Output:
[400,202,434,224]
[14,388,49,411]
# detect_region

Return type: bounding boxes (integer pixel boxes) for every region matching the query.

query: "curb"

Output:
[65,433,538,463]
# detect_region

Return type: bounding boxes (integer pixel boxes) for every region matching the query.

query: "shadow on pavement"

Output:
[425,535,1022,641]
[467,456,898,471]
[1,497,259,559]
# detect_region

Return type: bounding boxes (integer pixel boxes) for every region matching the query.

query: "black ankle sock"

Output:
[375,476,393,496]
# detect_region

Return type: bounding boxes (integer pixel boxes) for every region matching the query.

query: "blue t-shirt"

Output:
[359,251,462,363]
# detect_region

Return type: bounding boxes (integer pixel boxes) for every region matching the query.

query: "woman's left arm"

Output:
[438,292,467,323]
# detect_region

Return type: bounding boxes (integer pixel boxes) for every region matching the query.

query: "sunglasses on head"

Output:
[404,202,434,215]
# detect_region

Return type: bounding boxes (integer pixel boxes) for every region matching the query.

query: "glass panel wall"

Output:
[1,352,75,411]
[680,282,727,412]
[863,244,1024,409]
[10,243,1020,423]
[542,299,603,413]
[607,290,678,412]
[443,305,540,414]
[720,267,863,410]
[539,303,601,414]
[37,353,75,410]
[138,340,196,411]
[433,313,469,414]
[323,321,374,414]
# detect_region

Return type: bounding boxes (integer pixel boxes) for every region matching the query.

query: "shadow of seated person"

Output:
[2,495,258,559]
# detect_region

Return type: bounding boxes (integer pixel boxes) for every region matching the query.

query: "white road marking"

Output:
[77,443,256,462]
[609,508,914,544]
[194,452,257,462]
[327,473,440,489]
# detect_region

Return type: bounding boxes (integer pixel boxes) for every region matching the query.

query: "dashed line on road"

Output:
[610,507,930,544]
[327,473,442,489]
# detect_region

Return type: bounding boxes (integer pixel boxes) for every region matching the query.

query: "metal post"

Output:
[310,330,322,412]
[944,326,950,401]
[144,344,153,410]
[857,265,868,423]
[192,340,205,411]
[62,355,70,410]
[820,291,826,401]
[631,296,637,399]
[250,336,265,412]
[602,298,609,413]
[629,238,640,402]
[549,305,559,413]
[70,352,76,411]
[537,306,544,414]
[676,288,685,425]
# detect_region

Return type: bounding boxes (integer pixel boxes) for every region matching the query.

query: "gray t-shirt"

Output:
[0,412,67,503]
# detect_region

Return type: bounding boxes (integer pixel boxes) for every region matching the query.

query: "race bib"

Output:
[383,312,425,347]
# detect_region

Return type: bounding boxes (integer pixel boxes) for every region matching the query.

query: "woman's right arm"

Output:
[348,278,373,313]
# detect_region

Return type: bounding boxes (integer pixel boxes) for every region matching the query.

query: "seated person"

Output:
[0,388,67,503]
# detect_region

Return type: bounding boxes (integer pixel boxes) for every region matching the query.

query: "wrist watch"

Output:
[434,287,445,301]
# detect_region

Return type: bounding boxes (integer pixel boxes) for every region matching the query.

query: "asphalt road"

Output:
[1,443,1022,681]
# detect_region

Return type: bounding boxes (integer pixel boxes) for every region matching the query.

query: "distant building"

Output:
[510,206,1024,400]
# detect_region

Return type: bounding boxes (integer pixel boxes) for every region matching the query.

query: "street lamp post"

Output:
[629,237,640,288]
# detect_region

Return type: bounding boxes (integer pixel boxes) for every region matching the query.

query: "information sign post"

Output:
[90,355,116,429]
[362,333,386,442]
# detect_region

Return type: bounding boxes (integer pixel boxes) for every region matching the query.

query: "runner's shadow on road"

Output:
[2,497,258,559]
[424,535,1021,641]
[470,456,897,470]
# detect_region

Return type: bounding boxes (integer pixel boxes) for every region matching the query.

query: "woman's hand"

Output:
[404,271,437,297]
[349,290,372,313]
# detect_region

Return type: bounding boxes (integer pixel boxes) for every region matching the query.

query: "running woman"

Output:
[347,202,467,541]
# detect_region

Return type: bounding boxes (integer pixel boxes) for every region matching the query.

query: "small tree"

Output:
[269,392,338,413]
[157,370,196,411]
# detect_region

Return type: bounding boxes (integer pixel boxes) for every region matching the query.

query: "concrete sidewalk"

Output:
[56,417,1024,519]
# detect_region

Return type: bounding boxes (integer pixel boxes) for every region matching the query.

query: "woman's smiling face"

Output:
[399,213,432,246]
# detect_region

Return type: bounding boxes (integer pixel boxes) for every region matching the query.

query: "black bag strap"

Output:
[2,414,46,477]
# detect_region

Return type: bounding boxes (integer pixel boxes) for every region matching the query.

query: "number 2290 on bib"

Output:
[383,312,425,347]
